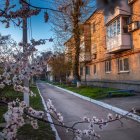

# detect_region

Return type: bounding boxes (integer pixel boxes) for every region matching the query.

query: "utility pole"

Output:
[22,0,29,106]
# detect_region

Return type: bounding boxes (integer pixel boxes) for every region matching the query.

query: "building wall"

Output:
[65,0,140,91]
[81,1,140,91]
[64,37,75,79]
[100,53,140,81]
[131,0,140,50]
[81,10,106,81]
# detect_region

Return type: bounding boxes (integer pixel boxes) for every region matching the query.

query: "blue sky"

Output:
[0,0,96,53]
[0,0,55,52]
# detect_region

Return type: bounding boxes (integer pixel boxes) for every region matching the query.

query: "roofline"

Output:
[64,9,103,45]
[64,35,74,45]
[84,9,104,24]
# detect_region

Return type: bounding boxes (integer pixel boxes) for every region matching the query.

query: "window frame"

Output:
[85,66,90,75]
[93,64,96,74]
[106,17,121,39]
[105,60,111,73]
[118,58,129,72]
[122,16,130,34]
[80,67,83,76]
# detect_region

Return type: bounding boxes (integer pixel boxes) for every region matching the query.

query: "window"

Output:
[80,67,83,76]
[107,26,110,38]
[122,17,130,33]
[110,24,113,37]
[117,18,120,34]
[86,66,90,75]
[113,20,117,36]
[93,65,96,74]
[105,60,111,72]
[92,54,97,59]
[107,17,121,38]
[124,58,129,71]
[118,58,129,72]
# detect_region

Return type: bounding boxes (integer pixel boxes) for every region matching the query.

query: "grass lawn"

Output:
[0,86,22,124]
[51,82,135,99]
[0,86,55,140]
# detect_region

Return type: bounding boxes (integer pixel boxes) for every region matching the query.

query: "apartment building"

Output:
[65,0,140,91]
[64,24,91,80]
[64,36,75,79]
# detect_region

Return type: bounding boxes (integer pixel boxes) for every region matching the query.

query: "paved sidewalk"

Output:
[101,94,140,113]
[37,82,140,140]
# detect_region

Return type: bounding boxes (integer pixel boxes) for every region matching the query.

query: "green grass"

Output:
[0,86,55,140]
[0,86,22,123]
[52,83,135,99]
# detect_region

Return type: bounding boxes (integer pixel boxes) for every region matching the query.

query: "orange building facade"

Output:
[65,0,140,91]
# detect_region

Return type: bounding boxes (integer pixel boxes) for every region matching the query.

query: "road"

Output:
[37,82,140,140]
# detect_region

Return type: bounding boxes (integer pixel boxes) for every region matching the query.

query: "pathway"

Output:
[37,82,140,140]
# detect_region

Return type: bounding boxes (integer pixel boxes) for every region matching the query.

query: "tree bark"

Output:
[72,0,81,82]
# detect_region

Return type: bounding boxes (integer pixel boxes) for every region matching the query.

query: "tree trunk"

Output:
[72,0,81,83]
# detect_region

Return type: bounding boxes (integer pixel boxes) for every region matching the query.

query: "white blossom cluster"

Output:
[0,99,65,140]
[1,100,30,139]
[0,34,51,140]
[1,100,26,140]
[69,113,122,140]
[0,38,44,91]
[14,85,36,97]
[0,0,40,28]
[0,36,66,139]
[47,99,64,123]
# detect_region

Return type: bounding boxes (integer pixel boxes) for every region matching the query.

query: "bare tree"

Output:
[48,52,72,83]
[50,0,96,83]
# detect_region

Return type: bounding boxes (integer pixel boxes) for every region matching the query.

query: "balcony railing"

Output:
[106,34,131,53]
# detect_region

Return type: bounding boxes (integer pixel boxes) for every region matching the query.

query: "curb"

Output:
[36,84,61,140]
[47,83,140,123]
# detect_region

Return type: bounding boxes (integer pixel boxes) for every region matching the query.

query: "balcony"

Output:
[106,15,132,53]
[106,34,131,53]
[79,51,91,63]
[79,37,91,62]
[105,0,131,25]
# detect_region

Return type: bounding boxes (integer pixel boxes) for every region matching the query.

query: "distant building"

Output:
[46,62,53,82]
[65,0,140,91]
[45,58,53,82]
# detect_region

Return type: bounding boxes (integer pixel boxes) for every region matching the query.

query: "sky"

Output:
[0,0,56,53]
[0,0,96,53]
